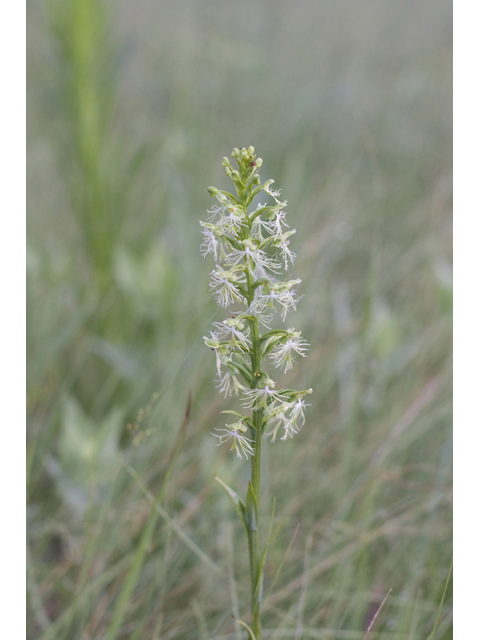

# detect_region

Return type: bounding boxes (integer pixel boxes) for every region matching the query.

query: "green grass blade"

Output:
[426,559,453,640]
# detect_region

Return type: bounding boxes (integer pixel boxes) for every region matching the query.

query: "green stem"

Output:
[247,268,263,639]
[250,406,263,638]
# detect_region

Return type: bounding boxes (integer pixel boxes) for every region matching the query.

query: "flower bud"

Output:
[248,146,255,156]
[253,175,261,185]
[222,157,231,167]
[208,186,219,197]
[225,166,232,176]
[240,149,249,161]
[256,158,263,168]
[231,148,240,158]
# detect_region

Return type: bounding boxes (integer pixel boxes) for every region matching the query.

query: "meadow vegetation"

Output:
[27,1,452,638]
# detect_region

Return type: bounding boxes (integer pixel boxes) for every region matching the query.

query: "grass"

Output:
[27,0,452,638]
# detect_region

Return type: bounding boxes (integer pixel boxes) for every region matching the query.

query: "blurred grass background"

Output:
[26,0,452,638]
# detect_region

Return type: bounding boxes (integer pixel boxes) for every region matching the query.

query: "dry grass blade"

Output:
[265,499,434,611]
[266,522,301,599]
[362,588,392,639]
[370,378,440,467]
[125,464,223,576]
[295,534,313,640]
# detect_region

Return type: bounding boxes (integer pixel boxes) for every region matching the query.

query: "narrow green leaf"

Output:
[258,236,276,251]
[215,476,247,531]
[219,410,244,418]
[234,618,257,640]
[219,410,254,430]
[218,189,240,204]
[230,358,253,383]
[259,329,289,342]
[251,278,269,291]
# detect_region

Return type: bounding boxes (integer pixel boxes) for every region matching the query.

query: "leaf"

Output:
[214,476,247,531]
[219,410,254,430]
[229,358,253,383]
[234,618,257,640]
[219,410,245,418]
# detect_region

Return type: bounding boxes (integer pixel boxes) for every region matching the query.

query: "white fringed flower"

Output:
[216,369,247,397]
[213,423,255,459]
[225,239,281,274]
[209,268,245,307]
[264,397,310,442]
[280,399,310,440]
[267,209,289,239]
[263,181,287,206]
[203,332,229,377]
[270,330,309,372]
[251,207,272,240]
[242,379,287,414]
[212,317,251,351]
[264,403,292,442]
[226,247,281,273]
[208,201,246,232]
[279,239,296,269]
[200,224,220,260]
[250,280,302,321]
[272,229,297,269]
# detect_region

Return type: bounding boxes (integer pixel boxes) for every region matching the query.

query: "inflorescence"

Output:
[201,146,312,458]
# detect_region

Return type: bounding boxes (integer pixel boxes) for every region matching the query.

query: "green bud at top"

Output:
[231,148,240,158]
[240,149,249,161]
[248,146,255,156]
[208,186,219,197]
[222,157,231,167]
[256,158,263,168]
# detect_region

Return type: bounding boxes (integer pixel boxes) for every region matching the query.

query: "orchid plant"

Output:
[201,147,312,638]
